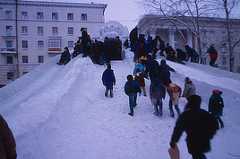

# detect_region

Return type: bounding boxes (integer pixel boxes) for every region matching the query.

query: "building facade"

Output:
[0,0,107,87]
[138,15,240,73]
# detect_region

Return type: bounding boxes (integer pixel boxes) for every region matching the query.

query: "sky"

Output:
[28,0,146,31]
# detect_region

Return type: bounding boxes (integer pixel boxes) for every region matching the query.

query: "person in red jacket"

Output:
[0,114,17,159]
[207,44,218,67]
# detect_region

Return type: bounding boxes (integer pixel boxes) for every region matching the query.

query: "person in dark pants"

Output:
[124,75,141,116]
[167,83,182,118]
[207,44,218,67]
[208,89,224,128]
[102,64,116,98]
[0,114,17,159]
[170,95,219,159]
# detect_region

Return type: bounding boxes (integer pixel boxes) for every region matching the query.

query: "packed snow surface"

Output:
[0,50,240,159]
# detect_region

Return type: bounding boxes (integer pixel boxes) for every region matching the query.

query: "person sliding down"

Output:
[57,47,71,65]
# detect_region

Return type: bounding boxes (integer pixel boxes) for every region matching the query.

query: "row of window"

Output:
[5,40,74,49]
[6,55,44,64]
[5,10,88,21]
[6,25,82,36]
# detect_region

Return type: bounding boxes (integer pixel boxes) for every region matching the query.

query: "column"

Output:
[168,28,175,48]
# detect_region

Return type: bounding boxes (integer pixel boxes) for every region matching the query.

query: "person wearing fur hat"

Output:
[208,89,224,128]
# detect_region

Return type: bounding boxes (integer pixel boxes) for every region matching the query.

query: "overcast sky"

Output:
[28,0,145,31]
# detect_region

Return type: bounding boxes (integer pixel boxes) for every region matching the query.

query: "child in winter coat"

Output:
[102,64,116,97]
[133,59,147,96]
[167,83,182,117]
[208,89,224,128]
[124,75,141,116]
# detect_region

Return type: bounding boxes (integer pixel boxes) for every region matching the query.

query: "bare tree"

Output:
[143,0,218,63]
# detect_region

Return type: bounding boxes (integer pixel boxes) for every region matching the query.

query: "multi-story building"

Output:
[0,0,107,87]
[138,15,240,73]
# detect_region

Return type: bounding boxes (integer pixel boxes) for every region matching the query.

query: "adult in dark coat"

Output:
[207,45,218,67]
[81,30,91,57]
[165,43,176,61]
[57,47,71,65]
[102,64,116,97]
[0,114,17,159]
[129,27,138,52]
[185,45,199,63]
[208,89,224,128]
[145,55,160,83]
[123,39,130,49]
[176,48,187,64]
[153,36,165,58]
[158,59,175,86]
[170,95,219,159]
[145,35,154,54]
[124,75,141,116]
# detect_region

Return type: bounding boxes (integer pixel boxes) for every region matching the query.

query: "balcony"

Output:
[0,48,17,54]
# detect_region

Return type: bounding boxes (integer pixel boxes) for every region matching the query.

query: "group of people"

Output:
[129,27,220,68]
[101,51,225,159]
[57,29,123,66]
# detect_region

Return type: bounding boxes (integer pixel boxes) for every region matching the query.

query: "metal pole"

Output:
[15,0,20,78]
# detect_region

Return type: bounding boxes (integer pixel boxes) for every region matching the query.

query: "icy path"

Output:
[1,52,240,159]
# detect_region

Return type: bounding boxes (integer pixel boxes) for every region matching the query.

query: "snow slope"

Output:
[0,50,240,159]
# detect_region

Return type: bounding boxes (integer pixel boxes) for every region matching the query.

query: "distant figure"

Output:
[207,45,218,67]
[170,95,219,159]
[153,36,165,58]
[102,64,116,98]
[0,114,17,159]
[158,59,175,87]
[182,77,196,102]
[176,48,187,64]
[165,43,176,61]
[123,39,130,49]
[57,47,71,65]
[167,83,182,118]
[150,80,166,116]
[124,75,141,116]
[185,45,199,63]
[208,89,224,128]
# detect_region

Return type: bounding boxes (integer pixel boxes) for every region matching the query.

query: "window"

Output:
[5,10,13,19]
[48,39,61,49]
[37,12,44,20]
[6,56,13,64]
[21,26,28,34]
[21,11,28,19]
[6,40,13,48]
[38,40,44,48]
[38,56,44,63]
[52,12,58,20]
[81,13,87,21]
[22,56,28,63]
[67,13,74,20]
[7,72,14,80]
[37,26,44,36]
[68,27,74,35]
[68,41,74,48]
[6,26,13,33]
[22,40,28,49]
[52,27,58,35]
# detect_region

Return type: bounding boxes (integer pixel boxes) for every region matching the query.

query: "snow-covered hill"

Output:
[0,50,240,159]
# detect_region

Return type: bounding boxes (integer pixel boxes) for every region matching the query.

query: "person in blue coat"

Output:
[102,64,116,97]
[124,75,141,116]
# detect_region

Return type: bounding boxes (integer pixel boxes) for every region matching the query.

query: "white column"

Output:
[187,31,193,47]
[169,28,175,48]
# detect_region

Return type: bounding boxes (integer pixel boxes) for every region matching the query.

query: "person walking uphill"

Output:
[0,114,17,159]
[167,83,182,118]
[124,75,141,116]
[208,89,224,128]
[182,77,196,102]
[102,64,116,98]
[170,95,219,159]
